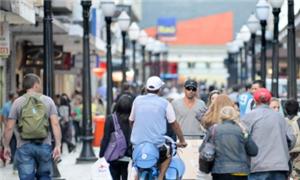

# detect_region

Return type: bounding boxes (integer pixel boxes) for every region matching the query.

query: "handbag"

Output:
[104,113,127,162]
[199,125,216,173]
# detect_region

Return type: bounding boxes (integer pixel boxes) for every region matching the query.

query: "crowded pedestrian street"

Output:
[1,0,300,180]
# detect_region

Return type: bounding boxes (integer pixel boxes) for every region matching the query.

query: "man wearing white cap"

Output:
[129,76,187,180]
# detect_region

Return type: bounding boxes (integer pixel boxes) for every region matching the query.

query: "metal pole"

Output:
[260,20,267,86]
[43,0,54,98]
[251,33,256,81]
[106,17,113,116]
[239,48,244,85]
[121,31,127,88]
[156,53,161,77]
[77,0,97,163]
[271,8,281,97]
[287,0,297,99]
[132,40,137,84]
[43,1,63,179]
[233,53,238,85]
[141,45,146,83]
[148,51,153,76]
[244,42,248,82]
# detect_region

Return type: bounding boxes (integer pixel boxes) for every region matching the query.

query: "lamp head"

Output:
[139,30,148,46]
[128,22,140,41]
[100,0,116,17]
[247,14,260,34]
[118,11,130,31]
[256,0,270,21]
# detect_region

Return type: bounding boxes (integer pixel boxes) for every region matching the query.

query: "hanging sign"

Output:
[0,23,10,57]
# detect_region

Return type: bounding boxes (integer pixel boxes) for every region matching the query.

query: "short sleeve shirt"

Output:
[129,98,176,124]
[8,93,58,148]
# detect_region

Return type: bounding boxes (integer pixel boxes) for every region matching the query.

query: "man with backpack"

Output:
[285,99,300,178]
[3,73,61,180]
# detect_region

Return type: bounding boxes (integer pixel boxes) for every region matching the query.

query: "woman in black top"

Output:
[99,94,134,180]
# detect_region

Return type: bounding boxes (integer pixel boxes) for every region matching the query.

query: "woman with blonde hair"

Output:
[208,106,258,180]
[201,94,236,129]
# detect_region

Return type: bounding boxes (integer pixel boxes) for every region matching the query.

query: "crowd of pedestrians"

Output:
[1,73,300,180]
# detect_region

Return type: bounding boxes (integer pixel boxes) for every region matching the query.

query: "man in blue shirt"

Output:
[239,84,252,117]
[129,76,187,180]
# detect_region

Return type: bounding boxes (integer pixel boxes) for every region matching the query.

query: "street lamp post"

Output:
[239,25,251,83]
[43,0,54,98]
[153,40,162,76]
[227,42,239,86]
[146,38,155,77]
[287,0,297,99]
[129,22,140,85]
[77,0,97,163]
[101,0,116,116]
[247,14,260,81]
[235,39,244,85]
[138,30,148,83]
[270,0,284,97]
[43,0,63,178]
[117,11,130,89]
[256,0,270,86]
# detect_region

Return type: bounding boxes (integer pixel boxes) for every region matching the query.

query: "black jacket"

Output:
[99,114,132,159]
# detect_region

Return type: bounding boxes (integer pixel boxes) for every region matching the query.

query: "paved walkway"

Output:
[0,144,100,180]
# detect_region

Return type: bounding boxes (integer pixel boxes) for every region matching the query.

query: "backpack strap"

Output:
[112,113,121,131]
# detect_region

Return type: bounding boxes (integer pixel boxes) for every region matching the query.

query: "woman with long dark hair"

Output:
[99,94,134,180]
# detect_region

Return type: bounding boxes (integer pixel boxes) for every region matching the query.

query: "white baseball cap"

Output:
[146,76,165,91]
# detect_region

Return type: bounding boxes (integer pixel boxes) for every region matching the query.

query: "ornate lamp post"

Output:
[146,37,155,77]
[235,38,244,85]
[128,22,140,84]
[117,11,130,88]
[270,0,283,97]
[101,0,116,115]
[256,0,270,86]
[227,42,240,86]
[77,0,97,163]
[138,30,148,83]
[153,40,162,76]
[247,14,260,81]
[287,0,297,99]
[239,25,251,83]
[43,0,64,178]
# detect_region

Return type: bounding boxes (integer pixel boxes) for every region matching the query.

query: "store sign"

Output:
[0,23,10,57]
[157,17,176,41]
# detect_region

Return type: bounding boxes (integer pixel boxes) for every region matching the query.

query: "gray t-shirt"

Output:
[8,93,58,148]
[172,98,206,135]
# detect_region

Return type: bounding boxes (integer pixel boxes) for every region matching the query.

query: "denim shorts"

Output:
[15,143,52,180]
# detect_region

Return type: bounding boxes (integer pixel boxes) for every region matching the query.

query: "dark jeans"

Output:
[109,161,129,180]
[212,174,247,180]
[248,171,287,180]
[73,121,81,142]
[15,143,52,180]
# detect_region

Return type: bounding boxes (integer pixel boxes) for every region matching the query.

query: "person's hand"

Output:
[52,146,61,161]
[3,147,11,162]
[177,141,187,148]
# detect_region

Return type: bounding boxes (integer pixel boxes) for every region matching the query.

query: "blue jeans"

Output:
[15,143,52,180]
[248,171,287,180]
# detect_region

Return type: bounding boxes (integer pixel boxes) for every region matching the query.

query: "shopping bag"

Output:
[91,158,112,180]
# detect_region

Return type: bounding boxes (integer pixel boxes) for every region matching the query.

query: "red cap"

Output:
[253,88,272,103]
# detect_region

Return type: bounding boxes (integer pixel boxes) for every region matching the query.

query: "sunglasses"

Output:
[185,87,197,92]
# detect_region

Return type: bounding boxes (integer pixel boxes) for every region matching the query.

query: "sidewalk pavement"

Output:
[0,144,100,180]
